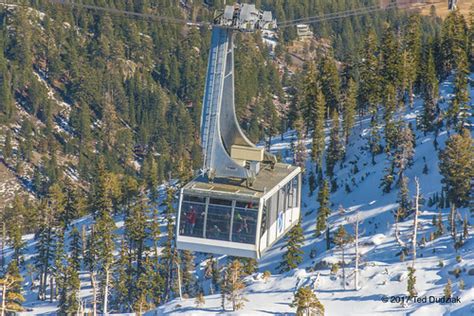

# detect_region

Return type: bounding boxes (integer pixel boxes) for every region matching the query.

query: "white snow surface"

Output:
[7,75,474,315]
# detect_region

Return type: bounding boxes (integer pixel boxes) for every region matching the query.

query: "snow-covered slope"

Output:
[153,75,474,315]
[5,74,473,315]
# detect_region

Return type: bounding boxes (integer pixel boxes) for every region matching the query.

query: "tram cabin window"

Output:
[180,195,206,238]
[206,198,233,241]
[232,201,258,244]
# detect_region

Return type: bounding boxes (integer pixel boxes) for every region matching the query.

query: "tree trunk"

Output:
[50,276,54,302]
[176,259,183,301]
[91,272,97,316]
[412,178,420,268]
[409,82,414,108]
[450,204,456,240]
[1,282,6,316]
[342,246,346,290]
[395,209,405,248]
[103,267,110,315]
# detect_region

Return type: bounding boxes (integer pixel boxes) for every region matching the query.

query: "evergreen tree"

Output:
[113,239,130,311]
[393,125,415,180]
[383,84,398,151]
[380,23,402,92]
[334,225,351,290]
[444,279,452,298]
[69,226,82,271]
[224,260,247,311]
[447,52,470,132]
[439,130,474,207]
[180,250,196,297]
[407,266,417,298]
[312,86,326,170]
[0,261,25,314]
[421,50,439,133]
[279,221,305,272]
[358,30,380,115]
[316,179,330,235]
[57,258,80,314]
[342,79,356,144]
[326,110,343,178]
[319,51,340,115]
[292,286,324,316]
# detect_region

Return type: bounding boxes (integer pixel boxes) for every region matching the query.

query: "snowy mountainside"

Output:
[153,75,474,315]
[4,74,472,315]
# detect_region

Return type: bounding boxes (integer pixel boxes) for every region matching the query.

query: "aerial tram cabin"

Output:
[176,3,302,259]
[177,163,301,259]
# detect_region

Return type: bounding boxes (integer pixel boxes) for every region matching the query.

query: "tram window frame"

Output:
[179,199,206,238]
[205,198,233,241]
[183,195,206,204]
[231,201,258,244]
[260,204,268,238]
[209,198,233,206]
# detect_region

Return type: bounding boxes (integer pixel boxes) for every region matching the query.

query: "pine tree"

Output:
[383,84,398,151]
[407,266,417,298]
[69,227,82,271]
[397,176,411,219]
[85,225,99,315]
[279,221,305,272]
[225,260,248,311]
[180,250,196,297]
[291,286,325,316]
[436,210,444,237]
[112,239,131,312]
[380,23,402,92]
[0,261,25,314]
[316,179,330,235]
[444,279,452,298]
[439,130,474,207]
[57,258,80,314]
[393,125,414,180]
[319,51,340,115]
[447,51,470,132]
[334,225,352,290]
[403,15,421,108]
[342,79,356,144]
[326,110,343,178]
[311,83,326,170]
[421,50,439,133]
[358,30,380,115]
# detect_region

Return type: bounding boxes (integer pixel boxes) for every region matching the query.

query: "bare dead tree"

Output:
[353,213,361,291]
[412,177,420,268]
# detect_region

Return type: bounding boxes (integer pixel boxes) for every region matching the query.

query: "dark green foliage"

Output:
[407,266,417,297]
[316,179,330,235]
[326,110,343,178]
[292,286,325,316]
[69,227,82,271]
[342,79,357,144]
[439,130,474,207]
[279,221,305,273]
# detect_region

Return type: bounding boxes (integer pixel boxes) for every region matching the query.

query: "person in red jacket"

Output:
[186,206,197,235]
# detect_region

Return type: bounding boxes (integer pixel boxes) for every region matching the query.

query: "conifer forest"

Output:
[0,0,472,315]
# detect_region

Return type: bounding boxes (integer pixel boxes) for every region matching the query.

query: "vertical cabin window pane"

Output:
[179,201,206,238]
[206,202,232,241]
[232,202,258,244]
[260,204,268,237]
